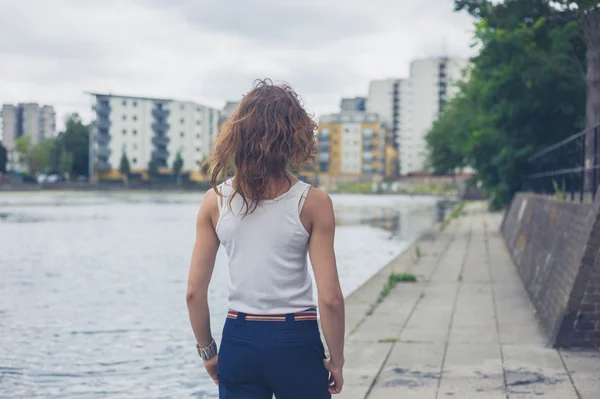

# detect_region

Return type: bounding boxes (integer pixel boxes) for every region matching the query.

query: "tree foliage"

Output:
[427,0,587,208]
[173,152,184,175]
[55,113,90,177]
[119,152,131,184]
[148,156,159,179]
[59,151,74,181]
[14,136,33,173]
[0,142,7,173]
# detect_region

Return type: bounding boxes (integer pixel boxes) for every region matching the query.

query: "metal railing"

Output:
[528,123,600,202]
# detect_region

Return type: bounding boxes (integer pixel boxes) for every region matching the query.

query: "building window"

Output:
[122,100,127,106]
[179,132,184,137]
[133,129,137,135]
[133,101,137,107]
[133,115,137,121]
[196,134,200,139]
[180,118,185,124]
[122,129,126,135]
[197,106,201,112]
[180,104,185,111]
[133,144,137,150]
[196,147,200,152]
[133,158,137,164]
[122,115,127,121]
[197,120,201,126]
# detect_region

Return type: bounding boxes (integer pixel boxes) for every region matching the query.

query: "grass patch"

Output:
[440,201,467,231]
[333,182,373,194]
[390,273,417,283]
[366,273,418,315]
[377,338,398,343]
[415,244,422,260]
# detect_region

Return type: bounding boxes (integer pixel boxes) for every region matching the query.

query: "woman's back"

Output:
[186,79,344,397]
[216,178,315,314]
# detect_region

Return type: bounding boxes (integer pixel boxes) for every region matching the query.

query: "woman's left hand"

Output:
[203,355,219,385]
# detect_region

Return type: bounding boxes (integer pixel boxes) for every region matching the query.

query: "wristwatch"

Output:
[196,339,218,361]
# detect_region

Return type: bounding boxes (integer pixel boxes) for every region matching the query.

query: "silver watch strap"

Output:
[196,340,218,361]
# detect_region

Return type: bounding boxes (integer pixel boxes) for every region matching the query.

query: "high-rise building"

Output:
[340,97,366,112]
[317,112,394,177]
[400,57,469,175]
[1,103,56,151]
[366,79,407,177]
[221,101,241,123]
[88,93,220,176]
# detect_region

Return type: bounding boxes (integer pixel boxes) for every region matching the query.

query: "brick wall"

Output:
[501,192,600,348]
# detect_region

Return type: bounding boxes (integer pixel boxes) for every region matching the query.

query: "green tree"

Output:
[59,151,73,182]
[148,155,159,181]
[14,136,33,174]
[0,142,8,174]
[119,151,131,185]
[31,140,56,175]
[427,0,587,208]
[173,151,184,185]
[54,113,90,178]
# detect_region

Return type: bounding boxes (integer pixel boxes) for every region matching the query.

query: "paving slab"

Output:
[560,349,600,399]
[502,344,578,399]
[340,203,598,399]
[369,342,445,399]
[438,343,505,399]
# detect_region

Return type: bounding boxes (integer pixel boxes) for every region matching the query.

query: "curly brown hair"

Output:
[204,79,317,215]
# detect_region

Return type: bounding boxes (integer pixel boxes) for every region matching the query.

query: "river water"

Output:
[0,191,443,398]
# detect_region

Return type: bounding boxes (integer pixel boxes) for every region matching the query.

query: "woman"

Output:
[186,79,345,398]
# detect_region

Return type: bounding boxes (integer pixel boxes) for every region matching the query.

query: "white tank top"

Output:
[215,178,316,315]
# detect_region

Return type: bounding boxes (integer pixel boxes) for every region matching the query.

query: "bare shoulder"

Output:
[305,187,332,207]
[199,188,219,226]
[304,187,334,220]
[201,188,218,209]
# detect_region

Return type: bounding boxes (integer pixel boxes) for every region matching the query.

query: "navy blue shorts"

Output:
[218,310,331,399]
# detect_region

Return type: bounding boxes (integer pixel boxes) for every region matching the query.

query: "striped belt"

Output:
[227,308,317,322]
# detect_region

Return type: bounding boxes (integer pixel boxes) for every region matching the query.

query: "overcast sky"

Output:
[0,0,475,132]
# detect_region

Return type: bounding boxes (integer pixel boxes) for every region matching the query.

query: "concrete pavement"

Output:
[341,202,600,399]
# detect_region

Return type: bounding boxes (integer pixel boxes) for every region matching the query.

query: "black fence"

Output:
[528,123,600,202]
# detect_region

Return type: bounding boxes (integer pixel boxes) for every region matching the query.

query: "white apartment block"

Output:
[401,57,469,175]
[89,93,220,174]
[366,79,409,167]
[1,103,56,151]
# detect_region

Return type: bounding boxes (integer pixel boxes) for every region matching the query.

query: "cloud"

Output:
[0,0,476,134]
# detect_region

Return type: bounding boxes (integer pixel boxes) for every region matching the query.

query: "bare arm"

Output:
[186,189,220,348]
[305,189,345,368]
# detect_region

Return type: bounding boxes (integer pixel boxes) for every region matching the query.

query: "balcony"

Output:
[93,102,111,118]
[319,162,329,173]
[152,135,170,146]
[94,133,111,145]
[95,118,111,131]
[319,153,330,162]
[152,121,170,133]
[96,146,111,158]
[363,144,374,151]
[152,107,170,120]
[96,159,111,172]
[152,148,169,160]
[363,154,374,162]
[319,143,330,153]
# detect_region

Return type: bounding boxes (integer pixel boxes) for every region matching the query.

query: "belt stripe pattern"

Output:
[227,308,317,321]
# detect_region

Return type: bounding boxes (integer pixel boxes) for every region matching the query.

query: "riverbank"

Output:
[340,202,599,399]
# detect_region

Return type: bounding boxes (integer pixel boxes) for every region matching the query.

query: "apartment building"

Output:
[317,112,395,178]
[89,93,220,176]
[1,103,56,151]
[340,97,366,112]
[401,57,469,175]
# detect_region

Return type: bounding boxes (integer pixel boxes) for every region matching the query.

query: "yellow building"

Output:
[317,112,397,180]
